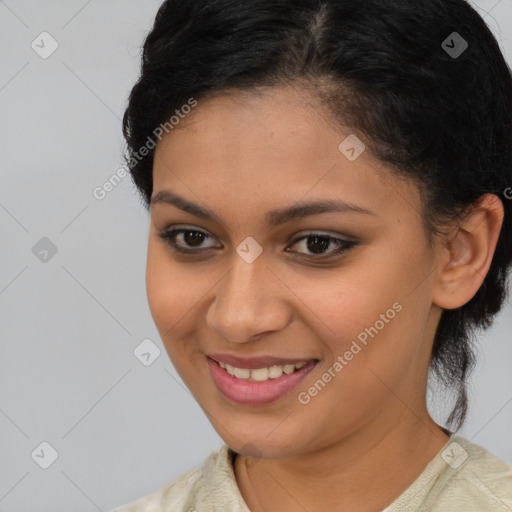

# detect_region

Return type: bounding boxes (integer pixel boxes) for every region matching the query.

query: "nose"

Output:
[206,251,292,344]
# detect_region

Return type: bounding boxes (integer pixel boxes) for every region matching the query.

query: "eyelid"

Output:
[290,229,357,243]
[159,224,215,238]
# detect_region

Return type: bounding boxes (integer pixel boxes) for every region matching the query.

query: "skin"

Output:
[146,86,504,511]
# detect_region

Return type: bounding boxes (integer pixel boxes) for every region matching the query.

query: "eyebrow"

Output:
[150,190,376,227]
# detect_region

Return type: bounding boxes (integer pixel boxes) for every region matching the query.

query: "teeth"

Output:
[218,361,309,381]
[251,367,269,381]
[283,364,295,374]
[268,365,283,378]
[234,367,251,379]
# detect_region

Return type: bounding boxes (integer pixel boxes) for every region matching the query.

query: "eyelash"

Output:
[157,227,358,260]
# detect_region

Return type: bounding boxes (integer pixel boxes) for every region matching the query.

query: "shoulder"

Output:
[112,464,203,512]
[112,444,246,512]
[385,434,512,512]
[434,435,512,510]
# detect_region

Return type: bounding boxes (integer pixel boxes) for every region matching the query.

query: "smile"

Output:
[207,356,318,405]
[218,360,308,381]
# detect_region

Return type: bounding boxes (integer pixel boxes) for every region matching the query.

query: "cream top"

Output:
[114,434,512,511]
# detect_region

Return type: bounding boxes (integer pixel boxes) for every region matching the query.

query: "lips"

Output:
[206,354,318,406]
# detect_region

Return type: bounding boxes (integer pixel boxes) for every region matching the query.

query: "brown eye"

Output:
[288,233,357,259]
[182,230,206,247]
[158,228,220,252]
[306,235,331,254]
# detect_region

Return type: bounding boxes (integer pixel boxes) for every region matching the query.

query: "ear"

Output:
[432,194,504,310]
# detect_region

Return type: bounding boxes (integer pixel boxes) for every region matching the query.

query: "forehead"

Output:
[152,86,422,226]
[156,87,337,163]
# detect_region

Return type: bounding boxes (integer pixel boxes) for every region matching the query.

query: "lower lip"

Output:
[207,357,317,406]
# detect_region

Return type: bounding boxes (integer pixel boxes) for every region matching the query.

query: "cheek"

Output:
[282,246,432,373]
[145,247,202,391]
[145,241,218,360]
[146,244,175,330]
[145,243,198,345]
[276,267,405,347]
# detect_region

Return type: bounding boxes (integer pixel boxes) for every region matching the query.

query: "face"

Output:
[147,86,443,459]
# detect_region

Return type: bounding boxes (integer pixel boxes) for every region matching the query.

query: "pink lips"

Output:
[207,355,317,406]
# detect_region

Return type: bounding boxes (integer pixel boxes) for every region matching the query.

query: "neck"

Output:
[233,411,450,512]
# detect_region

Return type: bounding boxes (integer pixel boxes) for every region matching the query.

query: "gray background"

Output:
[0,1,511,511]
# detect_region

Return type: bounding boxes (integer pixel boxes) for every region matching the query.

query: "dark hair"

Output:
[123,0,512,430]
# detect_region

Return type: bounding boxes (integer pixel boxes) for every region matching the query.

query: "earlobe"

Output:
[432,194,504,310]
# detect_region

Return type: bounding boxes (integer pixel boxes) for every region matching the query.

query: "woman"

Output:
[116,0,512,510]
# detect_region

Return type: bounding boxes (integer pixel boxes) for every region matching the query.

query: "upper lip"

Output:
[207,353,317,369]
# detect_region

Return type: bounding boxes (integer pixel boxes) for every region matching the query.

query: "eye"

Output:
[287,232,357,259]
[157,227,220,253]
[157,226,357,260]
